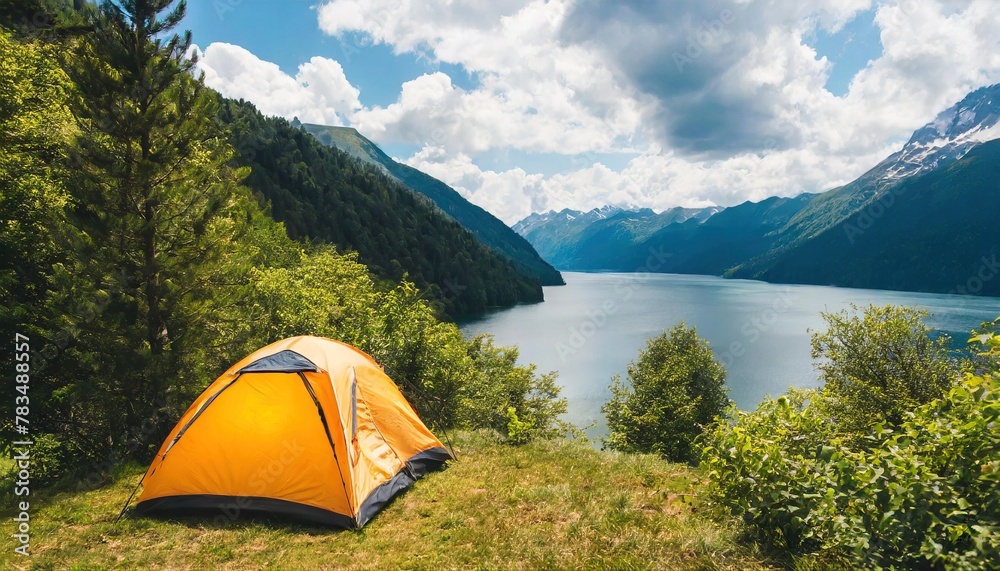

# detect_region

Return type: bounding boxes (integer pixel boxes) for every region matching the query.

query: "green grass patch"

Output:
[1,434,783,570]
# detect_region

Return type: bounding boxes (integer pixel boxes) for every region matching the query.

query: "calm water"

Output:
[459,272,1000,438]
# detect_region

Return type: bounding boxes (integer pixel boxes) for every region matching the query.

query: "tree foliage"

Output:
[703,376,1000,569]
[464,335,571,444]
[0,28,75,462]
[2,2,572,485]
[0,28,72,341]
[602,323,730,462]
[703,313,997,569]
[811,304,955,437]
[26,0,263,464]
[218,98,543,316]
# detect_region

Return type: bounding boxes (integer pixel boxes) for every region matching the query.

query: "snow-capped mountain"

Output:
[513,204,720,237]
[513,205,622,235]
[513,205,723,269]
[878,84,1000,181]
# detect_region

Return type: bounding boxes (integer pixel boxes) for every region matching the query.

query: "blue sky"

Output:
[186,2,478,106]
[186,2,883,100]
[808,8,884,96]
[184,1,1000,224]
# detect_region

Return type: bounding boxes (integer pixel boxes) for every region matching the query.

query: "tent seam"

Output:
[296,371,356,526]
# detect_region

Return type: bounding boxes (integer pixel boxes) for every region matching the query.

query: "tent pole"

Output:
[438,424,458,460]
[115,477,143,523]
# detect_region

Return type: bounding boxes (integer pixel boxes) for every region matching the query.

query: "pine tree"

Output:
[49,0,249,460]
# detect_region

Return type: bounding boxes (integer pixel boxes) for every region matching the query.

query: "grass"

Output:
[1,433,783,570]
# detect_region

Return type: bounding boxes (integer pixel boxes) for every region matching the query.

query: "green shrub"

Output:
[504,407,534,446]
[29,434,69,488]
[811,304,955,437]
[700,389,841,551]
[465,335,572,444]
[242,248,571,444]
[603,323,729,463]
[703,374,1000,569]
[967,317,1000,376]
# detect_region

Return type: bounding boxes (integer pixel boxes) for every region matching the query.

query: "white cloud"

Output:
[319,0,646,156]
[349,71,637,155]
[194,1,1000,227]
[192,42,361,125]
[404,142,896,225]
[390,0,1000,223]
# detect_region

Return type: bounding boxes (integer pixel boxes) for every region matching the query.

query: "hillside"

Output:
[0,434,780,570]
[218,99,544,315]
[636,194,817,275]
[731,84,1000,287]
[743,140,1000,295]
[302,123,565,287]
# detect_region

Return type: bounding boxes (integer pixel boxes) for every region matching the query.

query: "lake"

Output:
[458,272,1000,438]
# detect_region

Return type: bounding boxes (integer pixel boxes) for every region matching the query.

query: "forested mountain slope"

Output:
[219,100,543,315]
[744,140,1000,296]
[303,123,564,286]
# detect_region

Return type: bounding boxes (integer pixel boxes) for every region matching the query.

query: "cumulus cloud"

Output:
[348,71,636,155]
[319,0,646,155]
[560,0,874,156]
[195,0,1000,226]
[192,42,362,125]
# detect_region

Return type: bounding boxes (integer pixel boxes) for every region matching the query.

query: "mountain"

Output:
[514,83,1000,296]
[880,84,1000,181]
[740,83,1000,264]
[512,206,623,268]
[301,123,564,286]
[218,99,544,315]
[512,205,623,237]
[514,205,721,269]
[633,195,816,276]
[740,138,1000,295]
[730,83,1000,294]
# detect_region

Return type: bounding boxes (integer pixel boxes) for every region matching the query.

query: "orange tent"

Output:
[134,336,450,528]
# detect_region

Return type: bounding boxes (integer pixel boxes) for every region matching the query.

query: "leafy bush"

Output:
[465,335,571,444]
[701,390,839,551]
[240,247,570,443]
[28,434,68,488]
[504,407,534,446]
[967,317,1000,376]
[603,323,729,463]
[704,324,1000,571]
[811,304,955,437]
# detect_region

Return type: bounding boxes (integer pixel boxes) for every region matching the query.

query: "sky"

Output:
[184,0,1000,225]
